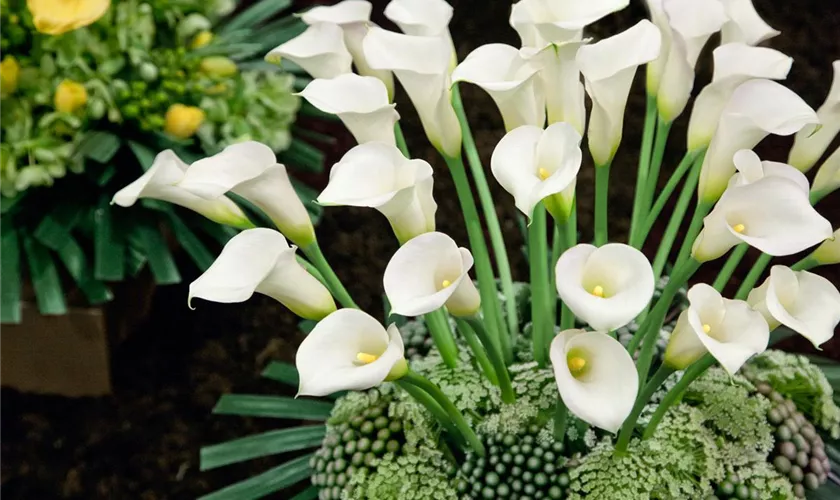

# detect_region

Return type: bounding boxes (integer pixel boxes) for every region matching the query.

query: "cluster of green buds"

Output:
[709,472,767,500]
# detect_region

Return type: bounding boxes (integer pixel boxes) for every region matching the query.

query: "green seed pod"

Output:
[87,98,106,119]
[138,62,159,82]
[773,456,792,474]
[789,465,804,483]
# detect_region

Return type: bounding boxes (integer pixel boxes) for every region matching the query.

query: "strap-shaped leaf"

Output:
[253,15,306,52]
[131,221,181,285]
[1,227,22,323]
[34,203,86,250]
[219,0,293,35]
[23,235,67,315]
[213,394,333,420]
[94,197,126,281]
[298,319,317,335]
[54,237,113,305]
[168,213,215,270]
[200,426,324,471]
[128,140,157,171]
[199,452,313,500]
[278,138,325,173]
[75,131,122,164]
[262,361,299,386]
[290,487,318,500]
[193,215,238,246]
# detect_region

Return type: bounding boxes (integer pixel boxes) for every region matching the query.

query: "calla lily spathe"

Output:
[554,243,655,331]
[266,22,353,79]
[788,61,840,173]
[317,142,436,244]
[490,122,582,221]
[452,44,545,131]
[520,39,587,133]
[550,329,638,433]
[729,149,810,195]
[687,43,792,151]
[297,74,399,146]
[747,266,840,348]
[812,147,840,201]
[111,149,251,229]
[383,232,481,318]
[362,27,462,157]
[384,0,453,39]
[810,229,840,266]
[577,20,662,166]
[663,284,769,375]
[188,228,336,320]
[510,0,630,47]
[719,0,779,46]
[296,308,407,397]
[697,79,818,203]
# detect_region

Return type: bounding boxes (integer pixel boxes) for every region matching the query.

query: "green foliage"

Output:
[714,462,794,500]
[346,449,459,500]
[480,362,556,436]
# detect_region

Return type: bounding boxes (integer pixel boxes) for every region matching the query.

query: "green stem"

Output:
[394,122,409,157]
[641,118,672,220]
[638,150,700,247]
[549,223,562,325]
[712,244,748,292]
[529,204,551,366]
[461,316,516,404]
[614,363,674,455]
[557,215,578,331]
[629,94,657,248]
[641,354,715,440]
[396,380,463,445]
[423,308,460,369]
[301,242,358,309]
[455,319,499,385]
[735,253,772,300]
[554,398,569,442]
[594,162,612,246]
[792,255,820,272]
[296,255,325,286]
[673,200,715,272]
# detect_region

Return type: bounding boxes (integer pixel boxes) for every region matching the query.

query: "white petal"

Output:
[318,142,409,208]
[266,22,353,79]
[550,329,638,433]
[746,277,777,329]
[510,0,549,47]
[719,0,779,46]
[375,160,437,243]
[523,0,630,43]
[523,40,587,132]
[490,126,543,217]
[789,61,840,172]
[299,0,371,25]
[812,147,840,199]
[730,149,810,195]
[764,267,840,347]
[383,0,453,37]
[177,141,277,199]
[533,122,583,203]
[445,249,481,317]
[663,310,709,369]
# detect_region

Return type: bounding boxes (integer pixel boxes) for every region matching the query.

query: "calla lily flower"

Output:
[363,27,462,157]
[510,0,630,47]
[812,147,840,201]
[188,228,336,320]
[266,22,353,79]
[554,243,655,331]
[297,74,399,146]
[549,329,638,433]
[452,44,545,131]
[577,20,662,166]
[687,43,792,151]
[697,79,818,203]
[111,149,251,229]
[663,284,769,374]
[383,232,481,317]
[692,176,832,262]
[747,266,840,348]
[490,122,582,221]
[788,61,840,173]
[719,0,779,46]
[384,0,453,39]
[729,149,809,195]
[296,309,407,397]
[810,229,840,266]
[519,39,587,133]
[317,142,436,244]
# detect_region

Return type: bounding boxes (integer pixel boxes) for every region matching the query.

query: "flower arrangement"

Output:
[109,0,840,498]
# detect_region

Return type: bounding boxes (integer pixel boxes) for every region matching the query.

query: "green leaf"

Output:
[278,139,325,173]
[213,394,333,420]
[130,222,181,285]
[1,227,22,323]
[219,0,293,35]
[808,480,840,500]
[128,140,157,171]
[199,453,313,500]
[34,203,86,251]
[290,487,318,500]
[252,15,306,52]
[200,426,324,471]
[298,319,317,335]
[23,235,67,315]
[54,237,113,305]
[194,216,238,246]
[168,213,215,271]
[290,179,322,225]
[262,361,299,387]
[94,197,125,281]
[74,131,122,163]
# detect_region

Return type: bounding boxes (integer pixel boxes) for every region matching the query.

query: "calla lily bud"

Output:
[664,284,769,375]
[297,74,399,146]
[554,243,655,331]
[176,142,316,247]
[363,27,462,157]
[28,0,110,35]
[189,228,336,320]
[577,20,661,166]
[692,176,832,262]
[519,39,587,134]
[383,232,481,317]
[112,150,252,229]
[510,0,630,47]
[811,147,840,200]
[296,309,407,397]
[490,123,582,221]
[452,44,545,131]
[266,22,353,79]
[788,61,840,173]
[810,229,840,266]
[697,79,818,203]
[164,104,205,139]
[687,43,792,151]
[317,143,436,244]
[549,329,638,433]
[719,0,779,46]
[54,80,88,113]
[747,266,840,348]
[729,149,810,194]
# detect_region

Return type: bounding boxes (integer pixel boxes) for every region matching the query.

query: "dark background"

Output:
[3,0,839,498]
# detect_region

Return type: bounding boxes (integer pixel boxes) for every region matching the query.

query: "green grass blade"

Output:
[200,426,324,471]
[132,221,181,285]
[23,235,67,315]
[168,213,215,270]
[262,361,299,386]
[198,453,313,500]
[219,0,293,35]
[213,395,333,420]
[290,487,318,500]
[53,237,113,305]
[94,197,125,281]
[1,227,22,323]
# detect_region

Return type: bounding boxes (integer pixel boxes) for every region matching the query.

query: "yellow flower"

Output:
[200,56,238,78]
[191,31,214,49]
[27,0,111,35]
[0,56,20,97]
[54,80,88,113]
[164,104,205,139]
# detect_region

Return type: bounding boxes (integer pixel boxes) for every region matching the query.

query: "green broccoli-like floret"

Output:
[714,461,795,500]
[347,448,459,500]
[328,386,396,425]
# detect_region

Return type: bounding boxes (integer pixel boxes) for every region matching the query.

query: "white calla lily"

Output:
[789,61,840,172]
[452,44,545,131]
[687,43,792,151]
[510,0,630,46]
[810,229,840,266]
[520,39,587,133]
[554,243,655,331]
[664,284,769,374]
[812,147,840,200]
[729,149,810,195]
[747,266,840,348]
[384,0,453,39]
[296,309,407,397]
[266,22,352,79]
[490,123,582,220]
[719,0,779,46]
[383,232,480,317]
[111,149,251,228]
[577,20,662,166]
[317,142,436,244]
[188,228,336,320]
[550,329,638,433]
[363,27,462,157]
[697,79,818,203]
[692,176,832,262]
[297,74,399,146]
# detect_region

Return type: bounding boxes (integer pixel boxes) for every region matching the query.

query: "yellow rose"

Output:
[27,0,111,35]
[191,31,214,49]
[164,104,205,139]
[0,56,20,97]
[54,80,88,113]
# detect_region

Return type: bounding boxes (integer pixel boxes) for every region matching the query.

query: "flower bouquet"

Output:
[110,0,840,498]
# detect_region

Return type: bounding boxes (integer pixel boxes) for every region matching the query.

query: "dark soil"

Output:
[2,1,839,498]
